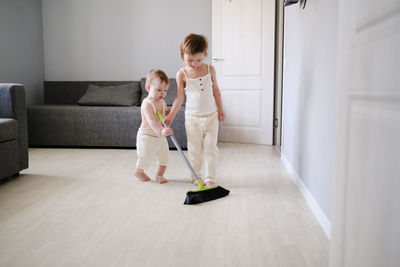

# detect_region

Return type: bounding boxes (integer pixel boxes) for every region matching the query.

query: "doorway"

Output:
[212,0,276,145]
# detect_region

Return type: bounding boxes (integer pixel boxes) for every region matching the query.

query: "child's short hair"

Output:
[146,69,169,88]
[180,33,208,59]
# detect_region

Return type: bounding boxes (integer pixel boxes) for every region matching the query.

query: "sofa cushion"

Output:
[44,81,141,105]
[27,104,187,149]
[78,83,140,106]
[140,78,185,106]
[28,105,142,147]
[0,118,18,142]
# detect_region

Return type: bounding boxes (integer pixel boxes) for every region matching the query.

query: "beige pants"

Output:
[136,127,169,169]
[185,112,219,184]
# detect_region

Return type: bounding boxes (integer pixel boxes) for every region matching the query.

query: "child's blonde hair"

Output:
[146,69,169,88]
[180,33,208,59]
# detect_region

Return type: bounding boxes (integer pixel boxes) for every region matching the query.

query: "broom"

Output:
[156,112,230,204]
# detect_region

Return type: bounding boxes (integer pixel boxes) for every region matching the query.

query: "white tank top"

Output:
[183,64,217,116]
[140,97,166,136]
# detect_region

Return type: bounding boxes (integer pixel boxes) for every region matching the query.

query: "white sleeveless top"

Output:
[183,64,217,116]
[140,97,166,136]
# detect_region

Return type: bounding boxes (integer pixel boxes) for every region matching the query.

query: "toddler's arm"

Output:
[164,70,186,126]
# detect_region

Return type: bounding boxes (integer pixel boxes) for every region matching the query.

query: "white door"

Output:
[330,1,400,267]
[212,0,275,144]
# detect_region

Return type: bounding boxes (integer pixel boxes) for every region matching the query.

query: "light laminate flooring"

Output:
[0,143,329,267]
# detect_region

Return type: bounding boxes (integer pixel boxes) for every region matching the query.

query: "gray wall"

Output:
[282,0,339,220]
[0,0,210,103]
[42,0,212,81]
[0,0,45,105]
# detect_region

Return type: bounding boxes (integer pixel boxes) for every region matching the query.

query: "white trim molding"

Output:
[281,153,331,239]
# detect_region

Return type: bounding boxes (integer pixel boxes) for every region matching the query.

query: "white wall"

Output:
[42,0,212,81]
[282,0,338,232]
[0,0,44,105]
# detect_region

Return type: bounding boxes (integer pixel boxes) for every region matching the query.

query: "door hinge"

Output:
[274,118,279,128]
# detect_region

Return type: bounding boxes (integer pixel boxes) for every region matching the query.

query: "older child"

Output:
[164,33,225,187]
[135,69,173,184]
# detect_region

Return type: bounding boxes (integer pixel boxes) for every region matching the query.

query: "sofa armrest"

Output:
[0,84,28,169]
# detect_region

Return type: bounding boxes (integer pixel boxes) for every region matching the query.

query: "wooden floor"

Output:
[0,143,329,267]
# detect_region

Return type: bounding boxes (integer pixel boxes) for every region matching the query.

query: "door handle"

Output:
[212,57,225,61]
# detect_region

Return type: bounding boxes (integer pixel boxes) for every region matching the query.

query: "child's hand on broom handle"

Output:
[156,112,173,136]
[161,128,173,137]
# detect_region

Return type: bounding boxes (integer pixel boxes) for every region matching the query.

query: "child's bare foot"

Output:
[205,181,215,187]
[156,175,168,184]
[155,165,168,184]
[135,169,150,182]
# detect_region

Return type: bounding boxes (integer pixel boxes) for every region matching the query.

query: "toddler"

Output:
[164,33,225,187]
[135,69,173,184]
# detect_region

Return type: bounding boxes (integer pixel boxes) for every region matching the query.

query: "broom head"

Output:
[184,184,230,205]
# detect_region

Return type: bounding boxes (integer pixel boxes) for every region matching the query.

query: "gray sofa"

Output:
[0,84,29,180]
[27,78,187,149]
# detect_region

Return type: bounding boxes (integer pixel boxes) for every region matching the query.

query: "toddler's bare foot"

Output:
[156,175,168,184]
[135,170,150,182]
[205,181,215,187]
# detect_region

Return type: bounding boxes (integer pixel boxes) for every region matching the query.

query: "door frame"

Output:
[273,0,285,148]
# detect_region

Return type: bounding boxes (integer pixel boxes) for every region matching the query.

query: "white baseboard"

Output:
[281,153,331,239]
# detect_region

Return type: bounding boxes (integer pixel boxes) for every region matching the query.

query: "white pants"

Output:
[185,112,219,184]
[136,127,169,169]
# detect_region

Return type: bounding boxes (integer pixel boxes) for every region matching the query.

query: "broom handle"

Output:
[156,112,202,184]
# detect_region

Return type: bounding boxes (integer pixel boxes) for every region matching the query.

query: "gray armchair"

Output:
[0,84,28,180]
